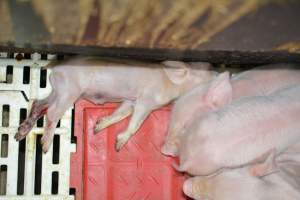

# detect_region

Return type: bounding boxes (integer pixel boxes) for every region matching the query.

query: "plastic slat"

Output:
[0,53,75,199]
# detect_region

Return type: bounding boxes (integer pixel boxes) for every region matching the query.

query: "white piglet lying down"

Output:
[183,141,300,200]
[183,162,300,200]
[161,65,300,157]
[176,84,300,177]
[14,57,215,152]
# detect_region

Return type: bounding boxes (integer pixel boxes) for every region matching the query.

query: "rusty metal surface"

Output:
[0,0,300,63]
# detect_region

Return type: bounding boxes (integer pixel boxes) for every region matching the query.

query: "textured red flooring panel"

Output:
[71,100,189,200]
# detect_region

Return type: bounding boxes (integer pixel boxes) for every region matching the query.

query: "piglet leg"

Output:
[115,102,156,151]
[40,93,78,153]
[15,98,49,141]
[41,117,59,153]
[94,101,133,133]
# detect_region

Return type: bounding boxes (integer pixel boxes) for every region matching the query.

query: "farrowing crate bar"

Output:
[0,52,75,200]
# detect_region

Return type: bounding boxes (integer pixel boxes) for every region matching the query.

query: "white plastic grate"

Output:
[0,53,75,200]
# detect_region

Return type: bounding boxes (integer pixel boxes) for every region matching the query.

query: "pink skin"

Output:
[176,84,300,176]
[161,64,300,157]
[183,161,300,200]
[182,143,300,200]
[15,57,214,153]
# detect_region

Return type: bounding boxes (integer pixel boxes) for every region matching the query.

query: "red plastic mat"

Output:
[70,100,188,200]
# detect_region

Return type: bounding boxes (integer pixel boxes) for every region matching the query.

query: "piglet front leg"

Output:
[115,100,158,151]
[94,101,133,133]
[40,89,79,152]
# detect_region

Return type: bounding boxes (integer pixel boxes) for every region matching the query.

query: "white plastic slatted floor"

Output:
[0,52,75,200]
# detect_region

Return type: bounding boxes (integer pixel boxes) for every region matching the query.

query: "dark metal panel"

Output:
[198,1,300,51]
[7,0,50,44]
[0,0,300,63]
[1,45,300,65]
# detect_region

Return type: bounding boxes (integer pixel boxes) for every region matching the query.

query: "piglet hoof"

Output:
[40,135,52,153]
[14,121,33,141]
[94,123,103,134]
[183,179,194,198]
[14,133,25,141]
[42,143,50,153]
[115,133,129,151]
[14,131,26,141]
[161,143,178,157]
[94,118,109,134]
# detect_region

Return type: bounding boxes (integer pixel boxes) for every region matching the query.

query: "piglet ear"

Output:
[162,61,190,85]
[204,72,232,110]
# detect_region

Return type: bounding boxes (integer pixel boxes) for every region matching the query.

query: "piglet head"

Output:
[176,119,220,176]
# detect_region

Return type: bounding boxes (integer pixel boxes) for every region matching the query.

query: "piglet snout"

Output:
[183,179,193,197]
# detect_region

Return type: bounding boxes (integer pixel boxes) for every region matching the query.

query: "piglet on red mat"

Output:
[15,56,215,153]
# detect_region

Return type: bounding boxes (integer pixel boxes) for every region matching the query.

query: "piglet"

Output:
[14,57,214,152]
[176,84,300,177]
[183,162,300,200]
[183,141,300,200]
[161,64,300,156]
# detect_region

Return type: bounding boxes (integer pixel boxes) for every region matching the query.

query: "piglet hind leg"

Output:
[115,102,156,151]
[41,117,58,153]
[14,93,54,141]
[40,93,79,153]
[94,100,133,133]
